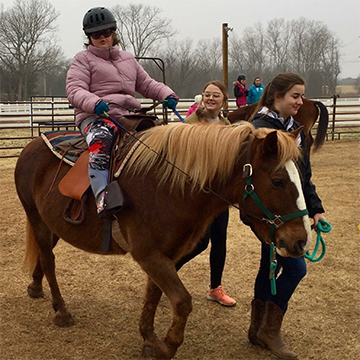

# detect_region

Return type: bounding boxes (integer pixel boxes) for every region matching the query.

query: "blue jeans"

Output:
[254,243,307,312]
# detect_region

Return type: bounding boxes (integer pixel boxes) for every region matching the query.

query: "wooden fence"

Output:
[1,95,359,158]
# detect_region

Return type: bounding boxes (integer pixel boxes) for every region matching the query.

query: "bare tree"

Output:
[196,38,222,80]
[229,17,341,97]
[265,19,291,73]
[320,35,341,95]
[0,0,64,100]
[229,33,247,72]
[355,75,360,94]
[290,19,328,75]
[160,39,209,97]
[230,24,266,77]
[112,3,177,58]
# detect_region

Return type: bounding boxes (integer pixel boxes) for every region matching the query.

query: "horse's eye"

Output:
[271,179,284,188]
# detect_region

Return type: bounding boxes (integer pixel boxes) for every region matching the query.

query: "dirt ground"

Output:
[0,139,359,360]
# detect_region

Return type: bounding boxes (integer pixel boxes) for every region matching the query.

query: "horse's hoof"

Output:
[154,344,173,359]
[27,284,44,298]
[142,344,153,358]
[54,309,74,327]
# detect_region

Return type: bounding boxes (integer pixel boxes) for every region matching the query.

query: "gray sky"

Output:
[4,0,360,78]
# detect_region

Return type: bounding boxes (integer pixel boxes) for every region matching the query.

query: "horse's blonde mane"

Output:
[126,122,301,192]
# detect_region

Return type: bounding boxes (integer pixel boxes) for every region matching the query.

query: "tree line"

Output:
[0,0,352,101]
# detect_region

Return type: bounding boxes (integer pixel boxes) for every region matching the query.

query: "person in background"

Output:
[247,72,326,359]
[234,74,248,108]
[186,94,202,117]
[176,80,236,307]
[66,6,178,217]
[247,77,265,104]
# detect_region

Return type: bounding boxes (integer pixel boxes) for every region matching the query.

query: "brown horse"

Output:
[15,122,312,359]
[227,98,329,153]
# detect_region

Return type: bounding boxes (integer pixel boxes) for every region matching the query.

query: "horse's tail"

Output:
[313,101,329,151]
[22,218,40,276]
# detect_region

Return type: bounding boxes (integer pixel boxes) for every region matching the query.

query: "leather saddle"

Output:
[57,114,161,222]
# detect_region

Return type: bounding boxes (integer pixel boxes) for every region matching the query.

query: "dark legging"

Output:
[254,242,307,312]
[176,209,229,289]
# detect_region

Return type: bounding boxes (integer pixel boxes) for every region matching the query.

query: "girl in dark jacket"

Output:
[248,73,326,359]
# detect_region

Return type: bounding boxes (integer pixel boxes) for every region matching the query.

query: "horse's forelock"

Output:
[255,127,302,169]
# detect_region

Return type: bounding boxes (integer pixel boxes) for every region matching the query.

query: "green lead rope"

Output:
[304,219,331,262]
[269,219,332,295]
[269,243,277,296]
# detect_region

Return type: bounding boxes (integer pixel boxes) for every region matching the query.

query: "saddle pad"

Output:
[41,130,86,166]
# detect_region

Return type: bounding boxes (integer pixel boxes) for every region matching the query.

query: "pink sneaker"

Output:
[206,285,236,307]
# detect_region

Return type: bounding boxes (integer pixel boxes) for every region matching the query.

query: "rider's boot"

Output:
[88,168,123,218]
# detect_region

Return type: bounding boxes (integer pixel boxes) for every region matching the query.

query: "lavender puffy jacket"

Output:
[66,45,178,127]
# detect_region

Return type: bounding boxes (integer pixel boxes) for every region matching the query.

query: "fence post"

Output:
[30,96,34,138]
[331,94,338,141]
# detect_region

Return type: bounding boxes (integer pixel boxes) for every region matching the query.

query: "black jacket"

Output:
[252,112,324,218]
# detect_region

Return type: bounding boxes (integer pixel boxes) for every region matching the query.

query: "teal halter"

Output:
[242,163,309,243]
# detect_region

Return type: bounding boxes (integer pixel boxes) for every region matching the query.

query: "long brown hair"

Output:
[249,73,305,121]
[195,80,228,121]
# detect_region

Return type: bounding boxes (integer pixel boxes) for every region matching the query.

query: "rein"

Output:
[104,111,242,209]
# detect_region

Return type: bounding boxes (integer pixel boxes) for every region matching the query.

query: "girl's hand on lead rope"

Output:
[313,213,326,231]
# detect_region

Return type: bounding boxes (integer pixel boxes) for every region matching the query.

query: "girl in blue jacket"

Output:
[247,77,265,104]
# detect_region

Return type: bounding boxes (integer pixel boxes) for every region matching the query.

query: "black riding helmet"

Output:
[83,7,117,35]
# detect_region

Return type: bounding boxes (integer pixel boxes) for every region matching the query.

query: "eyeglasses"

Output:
[203,92,223,99]
[90,29,113,40]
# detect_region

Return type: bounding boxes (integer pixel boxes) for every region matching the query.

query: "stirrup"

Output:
[100,181,124,218]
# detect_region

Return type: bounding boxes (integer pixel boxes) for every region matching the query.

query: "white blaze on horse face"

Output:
[284,160,312,251]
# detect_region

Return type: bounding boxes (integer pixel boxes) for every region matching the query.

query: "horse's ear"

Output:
[262,130,278,156]
[290,126,303,140]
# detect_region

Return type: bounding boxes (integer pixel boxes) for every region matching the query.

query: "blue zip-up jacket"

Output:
[247,84,265,104]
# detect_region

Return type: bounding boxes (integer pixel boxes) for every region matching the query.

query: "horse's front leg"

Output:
[140,276,165,356]
[137,254,192,359]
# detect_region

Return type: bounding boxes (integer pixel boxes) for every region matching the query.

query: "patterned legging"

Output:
[81,117,118,170]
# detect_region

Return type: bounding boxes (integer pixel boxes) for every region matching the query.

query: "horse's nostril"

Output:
[278,239,286,249]
[295,239,306,253]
